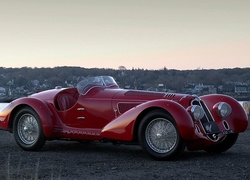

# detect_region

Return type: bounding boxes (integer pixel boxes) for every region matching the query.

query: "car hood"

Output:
[113,89,193,106]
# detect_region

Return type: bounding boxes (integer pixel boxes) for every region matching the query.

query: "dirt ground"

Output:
[0,121,249,180]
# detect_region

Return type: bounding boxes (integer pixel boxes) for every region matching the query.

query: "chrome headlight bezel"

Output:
[191,105,205,120]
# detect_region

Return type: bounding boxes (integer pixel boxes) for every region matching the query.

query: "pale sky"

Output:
[0,0,250,70]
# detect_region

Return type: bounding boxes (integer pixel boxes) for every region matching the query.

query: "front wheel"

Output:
[13,107,46,151]
[204,133,239,153]
[138,110,186,160]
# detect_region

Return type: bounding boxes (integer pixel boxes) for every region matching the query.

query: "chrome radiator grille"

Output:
[192,99,214,123]
[191,97,221,138]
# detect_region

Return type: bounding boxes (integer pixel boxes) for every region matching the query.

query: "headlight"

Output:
[191,105,205,120]
[217,102,232,117]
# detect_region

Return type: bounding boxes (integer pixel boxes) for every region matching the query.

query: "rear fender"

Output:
[7,97,55,138]
[101,99,195,141]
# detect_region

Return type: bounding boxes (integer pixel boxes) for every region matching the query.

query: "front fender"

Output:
[3,97,55,138]
[101,99,195,141]
[201,94,248,133]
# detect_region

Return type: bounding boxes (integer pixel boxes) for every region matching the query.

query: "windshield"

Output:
[76,76,118,95]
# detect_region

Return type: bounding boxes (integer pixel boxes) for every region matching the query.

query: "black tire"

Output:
[204,133,239,153]
[13,107,46,151]
[138,109,186,160]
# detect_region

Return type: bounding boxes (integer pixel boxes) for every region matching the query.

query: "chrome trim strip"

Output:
[77,117,85,120]
[77,108,85,111]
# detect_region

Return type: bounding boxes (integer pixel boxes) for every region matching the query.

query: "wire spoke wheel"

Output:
[13,107,46,151]
[139,110,186,160]
[17,113,39,145]
[146,118,177,153]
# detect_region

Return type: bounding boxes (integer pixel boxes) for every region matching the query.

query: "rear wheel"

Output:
[204,133,239,153]
[138,110,186,160]
[13,107,46,151]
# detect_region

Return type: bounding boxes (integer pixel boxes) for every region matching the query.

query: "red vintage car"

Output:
[0,76,248,160]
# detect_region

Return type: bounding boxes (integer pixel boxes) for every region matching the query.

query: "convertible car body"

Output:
[0,76,248,160]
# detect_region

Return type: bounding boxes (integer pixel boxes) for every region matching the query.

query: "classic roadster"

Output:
[0,76,248,160]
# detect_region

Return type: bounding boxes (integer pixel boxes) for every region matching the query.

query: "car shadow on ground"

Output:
[40,139,236,162]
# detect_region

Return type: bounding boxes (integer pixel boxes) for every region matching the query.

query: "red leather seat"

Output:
[57,93,77,111]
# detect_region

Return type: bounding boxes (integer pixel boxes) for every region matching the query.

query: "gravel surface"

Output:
[0,121,249,180]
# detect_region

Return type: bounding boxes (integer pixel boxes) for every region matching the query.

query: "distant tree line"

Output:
[0,66,250,97]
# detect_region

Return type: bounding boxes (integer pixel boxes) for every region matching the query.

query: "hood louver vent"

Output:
[164,93,175,98]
